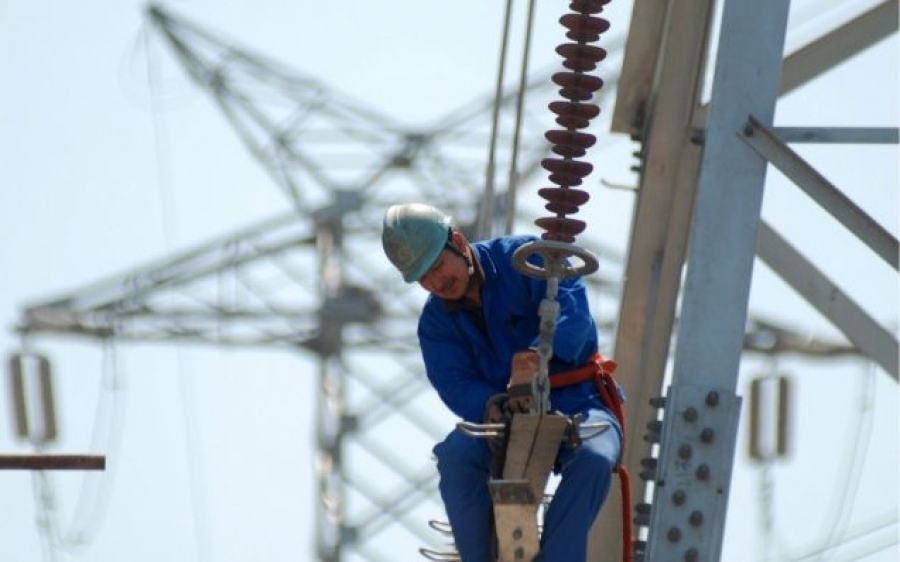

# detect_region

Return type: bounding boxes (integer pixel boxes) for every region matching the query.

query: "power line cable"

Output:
[789,510,898,561]
[502,0,537,236]
[780,361,879,561]
[142,18,214,562]
[831,534,898,562]
[31,337,127,558]
[812,361,877,560]
[479,0,515,241]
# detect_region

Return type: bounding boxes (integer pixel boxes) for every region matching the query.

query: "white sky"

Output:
[0,1,897,562]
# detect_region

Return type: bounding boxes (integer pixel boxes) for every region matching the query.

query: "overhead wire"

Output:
[141,17,214,562]
[809,360,878,561]
[31,337,127,558]
[750,357,887,562]
[777,360,880,562]
[478,0,538,240]
[789,510,898,561]
[829,528,898,562]
[477,0,514,241]
[503,0,538,236]
[64,338,127,549]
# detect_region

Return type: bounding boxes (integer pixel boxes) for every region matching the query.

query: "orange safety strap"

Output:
[550,354,634,562]
[549,353,619,389]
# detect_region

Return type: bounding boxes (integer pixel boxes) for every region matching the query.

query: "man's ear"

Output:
[450,230,475,276]
[450,230,467,252]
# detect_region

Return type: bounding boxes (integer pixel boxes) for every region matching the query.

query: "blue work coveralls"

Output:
[418,234,622,562]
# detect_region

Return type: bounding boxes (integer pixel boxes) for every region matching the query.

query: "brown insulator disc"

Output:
[560,13,610,42]
[548,101,600,129]
[557,43,608,72]
[542,158,593,186]
[550,144,586,158]
[535,217,587,242]
[553,72,604,101]
[538,187,590,214]
[553,72,604,94]
[545,130,597,158]
[568,0,610,15]
[541,158,593,178]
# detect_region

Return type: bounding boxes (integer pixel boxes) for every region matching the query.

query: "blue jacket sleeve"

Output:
[417,302,503,423]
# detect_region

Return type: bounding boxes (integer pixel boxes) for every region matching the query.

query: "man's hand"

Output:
[507,349,539,413]
[483,393,510,424]
[483,393,511,475]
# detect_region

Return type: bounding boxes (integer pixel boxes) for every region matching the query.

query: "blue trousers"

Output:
[433,408,622,562]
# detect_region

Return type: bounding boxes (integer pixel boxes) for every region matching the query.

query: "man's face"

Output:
[418,246,469,300]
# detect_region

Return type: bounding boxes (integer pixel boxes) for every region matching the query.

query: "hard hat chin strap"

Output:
[444,235,475,277]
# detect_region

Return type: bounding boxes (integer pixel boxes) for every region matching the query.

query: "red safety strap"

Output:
[549,353,619,389]
[551,354,634,562]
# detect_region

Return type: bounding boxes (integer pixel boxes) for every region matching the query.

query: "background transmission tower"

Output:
[16,6,627,561]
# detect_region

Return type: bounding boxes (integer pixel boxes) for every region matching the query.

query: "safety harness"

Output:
[550,354,634,562]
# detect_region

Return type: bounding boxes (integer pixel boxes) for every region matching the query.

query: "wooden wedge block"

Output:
[491,479,539,562]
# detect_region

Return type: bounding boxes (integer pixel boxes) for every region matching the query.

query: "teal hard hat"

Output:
[382,203,452,283]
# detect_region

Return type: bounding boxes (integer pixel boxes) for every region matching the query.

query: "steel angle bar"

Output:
[0,454,106,471]
[741,116,899,270]
[780,0,899,98]
[772,127,899,145]
[348,467,440,544]
[357,490,443,542]
[692,2,900,126]
[353,383,445,443]
[610,0,671,136]
[20,213,315,317]
[756,220,899,380]
[649,0,790,555]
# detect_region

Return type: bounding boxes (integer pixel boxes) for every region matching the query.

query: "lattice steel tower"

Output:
[15,6,627,561]
[11,2,895,562]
